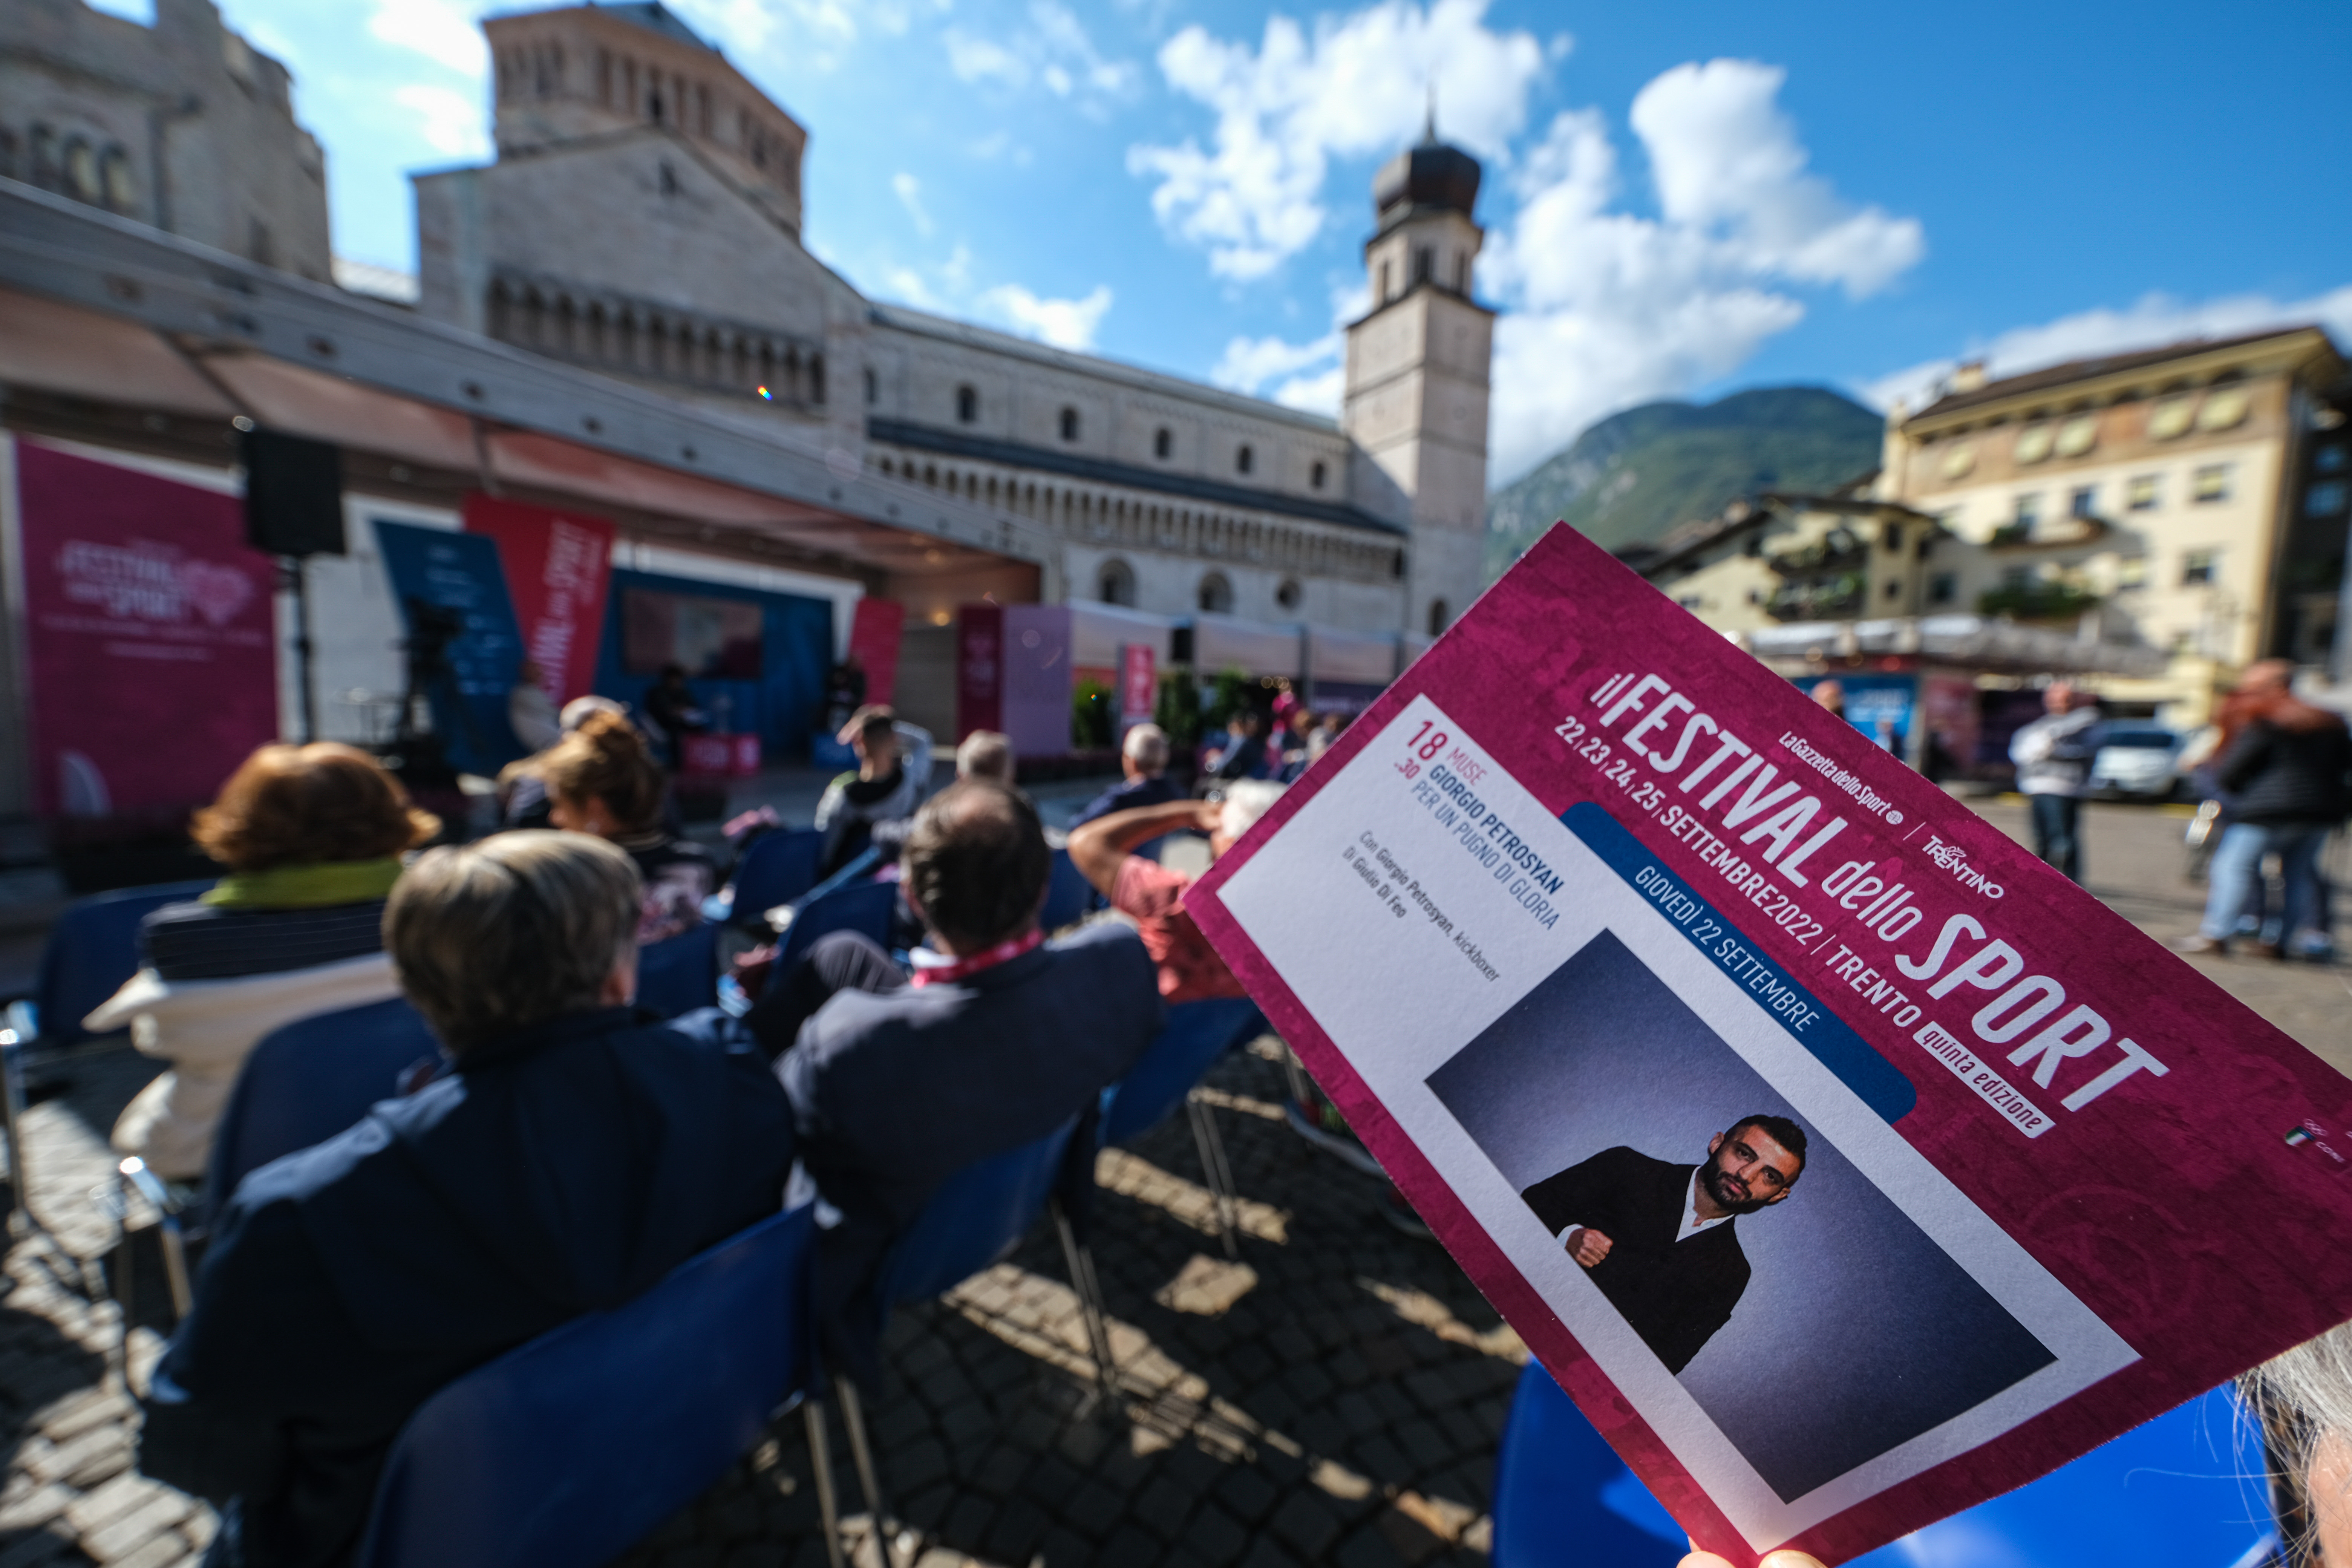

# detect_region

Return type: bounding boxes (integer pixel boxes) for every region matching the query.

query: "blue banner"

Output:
[374,521,528,776]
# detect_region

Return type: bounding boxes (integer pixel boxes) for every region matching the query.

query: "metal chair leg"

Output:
[834,1380,905,1566]
[803,1400,848,1568]
[1050,1199,1119,1411]
[117,1159,192,1320]
[1185,1091,1243,1260]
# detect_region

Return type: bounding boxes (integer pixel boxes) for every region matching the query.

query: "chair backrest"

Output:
[874,1117,1078,1309]
[206,996,441,1211]
[355,1205,818,1568]
[1489,1360,2274,1568]
[1098,998,1264,1148]
[1040,848,1091,933]
[772,879,899,975]
[729,829,824,922]
[635,923,719,1019]
[31,880,214,1047]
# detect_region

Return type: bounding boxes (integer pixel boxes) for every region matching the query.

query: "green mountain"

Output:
[1486,386,1885,577]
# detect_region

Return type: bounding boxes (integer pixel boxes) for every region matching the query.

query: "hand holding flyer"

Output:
[1181,525,2352,1564]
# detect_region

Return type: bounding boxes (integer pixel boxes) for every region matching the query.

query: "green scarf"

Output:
[200,856,405,910]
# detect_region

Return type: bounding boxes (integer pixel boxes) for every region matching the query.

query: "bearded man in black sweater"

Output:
[1521,1115,1808,1374]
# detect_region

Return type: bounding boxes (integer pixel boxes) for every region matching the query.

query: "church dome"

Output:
[1373,129,1480,230]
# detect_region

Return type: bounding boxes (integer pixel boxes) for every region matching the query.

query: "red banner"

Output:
[848,597,904,707]
[956,603,1002,740]
[14,441,279,818]
[462,494,613,704]
[1119,642,1156,726]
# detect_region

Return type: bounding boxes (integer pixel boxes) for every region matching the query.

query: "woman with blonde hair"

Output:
[89,743,439,1181]
[541,708,714,943]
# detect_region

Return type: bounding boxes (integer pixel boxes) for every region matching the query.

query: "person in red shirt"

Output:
[1064,779,1285,1003]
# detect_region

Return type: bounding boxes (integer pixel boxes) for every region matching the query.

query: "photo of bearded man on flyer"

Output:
[1521,1116,1808,1374]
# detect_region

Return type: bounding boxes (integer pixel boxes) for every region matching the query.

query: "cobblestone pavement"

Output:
[5,793,2348,1567]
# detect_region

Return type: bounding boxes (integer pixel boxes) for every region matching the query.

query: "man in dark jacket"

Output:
[139,833,796,1568]
[766,780,1164,1384]
[2183,660,2352,958]
[1520,1116,1807,1374]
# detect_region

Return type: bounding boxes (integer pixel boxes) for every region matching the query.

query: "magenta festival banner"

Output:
[463,493,613,705]
[1183,525,2352,1564]
[13,440,279,819]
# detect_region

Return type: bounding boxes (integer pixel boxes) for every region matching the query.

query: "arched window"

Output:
[1198,573,1233,614]
[1413,247,1433,284]
[1060,406,1080,442]
[1427,599,1450,635]
[63,137,97,204]
[1453,253,1468,292]
[864,366,878,405]
[1378,259,1392,302]
[1309,459,1327,491]
[1098,558,1136,607]
[1236,444,1254,476]
[1154,426,1172,460]
[1275,577,1302,611]
[956,384,978,424]
[98,146,134,213]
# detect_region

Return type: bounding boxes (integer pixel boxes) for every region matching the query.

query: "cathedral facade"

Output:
[414,1,1493,649]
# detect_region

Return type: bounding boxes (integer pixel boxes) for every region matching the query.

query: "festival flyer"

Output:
[1183,524,2352,1564]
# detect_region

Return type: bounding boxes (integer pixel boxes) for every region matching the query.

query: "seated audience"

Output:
[813,705,934,877]
[499,694,629,831]
[1069,724,1183,830]
[88,744,437,1182]
[507,659,562,753]
[1065,779,1284,1003]
[138,832,796,1568]
[1277,707,1317,781]
[542,709,714,943]
[758,781,1162,1380]
[953,729,1015,786]
[1203,710,1269,782]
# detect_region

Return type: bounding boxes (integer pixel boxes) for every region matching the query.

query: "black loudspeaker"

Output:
[242,427,346,557]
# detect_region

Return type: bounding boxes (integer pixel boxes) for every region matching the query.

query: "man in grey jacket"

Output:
[2009,682,2104,882]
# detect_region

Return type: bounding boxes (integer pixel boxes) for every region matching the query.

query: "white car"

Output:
[2088,727,2185,800]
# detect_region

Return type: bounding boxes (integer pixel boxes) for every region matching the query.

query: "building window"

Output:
[1677,594,1704,610]
[2070,485,2098,519]
[1154,426,1172,460]
[2317,445,2347,474]
[2309,481,2348,518]
[1413,247,1432,284]
[956,384,977,424]
[2193,464,2231,504]
[1427,599,1450,636]
[1275,577,1302,610]
[1197,573,1233,614]
[2181,550,2218,586]
[1310,459,1327,491]
[863,366,878,405]
[2118,556,2148,590]
[1453,253,1468,291]
[1098,558,1135,607]
[1928,572,1957,606]
[2126,475,2159,511]
[1378,260,1392,301]
[2014,493,2042,530]
[1883,579,1901,601]
[1059,406,1080,442]
[1236,444,1254,476]
[2149,397,2194,440]
[1882,523,1905,551]
[2014,424,2053,465]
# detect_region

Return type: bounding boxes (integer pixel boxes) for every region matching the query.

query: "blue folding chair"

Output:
[1489,1360,2276,1568]
[207,997,441,1211]
[1098,998,1265,1259]
[726,829,825,925]
[636,924,720,1019]
[1039,848,1092,933]
[771,880,900,977]
[355,1204,828,1568]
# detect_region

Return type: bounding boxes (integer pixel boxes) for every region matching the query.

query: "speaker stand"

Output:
[284,554,318,743]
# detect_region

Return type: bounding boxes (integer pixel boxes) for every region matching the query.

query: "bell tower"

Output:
[1343,115,1494,639]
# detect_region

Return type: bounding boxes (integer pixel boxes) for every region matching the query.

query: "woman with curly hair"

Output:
[540,708,714,943]
[88,743,440,1181]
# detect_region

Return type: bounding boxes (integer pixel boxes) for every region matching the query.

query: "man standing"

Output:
[1521,1116,1807,1374]
[2009,681,2104,882]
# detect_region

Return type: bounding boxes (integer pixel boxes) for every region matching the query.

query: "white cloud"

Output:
[1206,58,1921,479]
[944,3,1139,110]
[891,172,934,237]
[1127,0,1548,280]
[980,283,1115,350]
[1629,61,1922,299]
[394,82,490,158]
[1859,285,2352,412]
[368,0,488,79]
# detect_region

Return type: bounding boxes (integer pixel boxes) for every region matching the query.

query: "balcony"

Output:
[1767,571,1865,621]
[1978,581,2102,622]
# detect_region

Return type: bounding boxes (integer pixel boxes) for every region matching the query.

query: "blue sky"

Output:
[97,0,2352,482]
